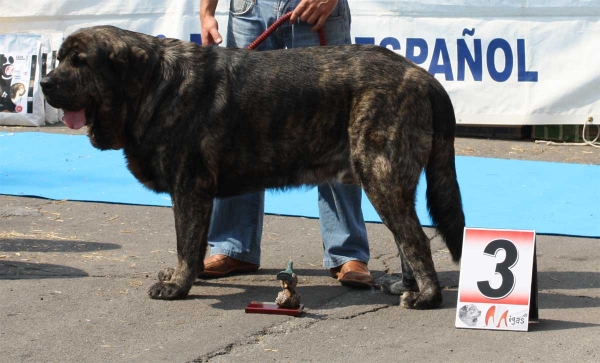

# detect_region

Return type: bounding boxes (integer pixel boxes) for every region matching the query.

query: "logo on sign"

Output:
[4,65,14,77]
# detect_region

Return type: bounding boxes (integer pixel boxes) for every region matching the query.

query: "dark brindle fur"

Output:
[41,25,465,309]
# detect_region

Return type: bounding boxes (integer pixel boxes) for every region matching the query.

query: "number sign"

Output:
[456,228,538,331]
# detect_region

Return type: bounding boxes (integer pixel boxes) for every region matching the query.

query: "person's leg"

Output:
[206,193,263,263]
[203,0,285,277]
[280,0,373,287]
[320,182,373,287]
[318,182,369,268]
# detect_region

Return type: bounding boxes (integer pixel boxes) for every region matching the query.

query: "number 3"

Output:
[477,239,519,299]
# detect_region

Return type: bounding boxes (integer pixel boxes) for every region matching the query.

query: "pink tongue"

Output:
[62,110,87,130]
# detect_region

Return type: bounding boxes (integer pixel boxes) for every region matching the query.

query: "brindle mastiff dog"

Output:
[41,25,465,309]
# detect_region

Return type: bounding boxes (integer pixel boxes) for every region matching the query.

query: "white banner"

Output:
[1,0,599,125]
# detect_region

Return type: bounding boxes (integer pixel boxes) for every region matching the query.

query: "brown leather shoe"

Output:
[199,254,259,278]
[330,260,374,288]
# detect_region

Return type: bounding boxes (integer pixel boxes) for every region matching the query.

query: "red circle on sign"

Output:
[16,105,23,112]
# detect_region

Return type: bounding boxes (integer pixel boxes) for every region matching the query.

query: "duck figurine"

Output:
[275,261,302,308]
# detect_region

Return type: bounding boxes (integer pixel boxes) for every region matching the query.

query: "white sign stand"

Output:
[455,228,538,331]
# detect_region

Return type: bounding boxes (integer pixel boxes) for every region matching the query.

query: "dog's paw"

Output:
[377,274,417,295]
[157,267,175,282]
[400,290,443,309]
[147,282,189,300]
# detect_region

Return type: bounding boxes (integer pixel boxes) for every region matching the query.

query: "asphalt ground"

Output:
[1,125,599,362]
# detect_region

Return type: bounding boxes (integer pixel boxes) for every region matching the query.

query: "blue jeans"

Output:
[208,0,369,268]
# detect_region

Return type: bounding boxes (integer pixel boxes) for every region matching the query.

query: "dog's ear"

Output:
[108,44,148,68]
[108,43,150,97]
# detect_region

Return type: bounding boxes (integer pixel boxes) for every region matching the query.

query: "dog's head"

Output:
[40,25,155,150]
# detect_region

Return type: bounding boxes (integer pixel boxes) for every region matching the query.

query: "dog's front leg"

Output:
[148,192,212,300]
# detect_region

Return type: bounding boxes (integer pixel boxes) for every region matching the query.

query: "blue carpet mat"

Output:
[1,132,598,237]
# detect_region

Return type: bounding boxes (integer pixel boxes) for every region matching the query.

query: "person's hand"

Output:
[290,0,338,31]
[201,15,223,45]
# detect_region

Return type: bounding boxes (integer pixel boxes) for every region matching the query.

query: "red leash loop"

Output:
[247,11,326,50]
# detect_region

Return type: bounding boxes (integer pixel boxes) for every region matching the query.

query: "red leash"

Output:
[247,11,326,50]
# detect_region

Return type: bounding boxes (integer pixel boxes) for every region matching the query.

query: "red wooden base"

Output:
[245,302,304,317]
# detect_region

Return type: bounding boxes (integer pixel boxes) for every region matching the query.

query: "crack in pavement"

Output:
[192,343,235,363]
[191,301,394,362]
[337,304,394,319]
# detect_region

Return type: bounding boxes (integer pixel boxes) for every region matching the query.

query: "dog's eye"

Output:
[71,54,86,67]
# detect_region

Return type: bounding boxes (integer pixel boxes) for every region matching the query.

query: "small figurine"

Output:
[275,261,302,308]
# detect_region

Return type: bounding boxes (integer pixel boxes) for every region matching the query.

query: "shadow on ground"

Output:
[0,261,88,279]
[0,238,121,253]
[530,319,600,332]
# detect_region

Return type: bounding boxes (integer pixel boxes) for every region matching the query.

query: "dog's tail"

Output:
[425,84,465,262]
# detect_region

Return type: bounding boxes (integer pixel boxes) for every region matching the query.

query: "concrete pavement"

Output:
[1,127,599,362]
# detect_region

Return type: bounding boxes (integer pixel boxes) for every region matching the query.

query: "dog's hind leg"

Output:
[363,180,443,309]
[148,192,213,300]
[399,246,416,289]
[353,130,442,309]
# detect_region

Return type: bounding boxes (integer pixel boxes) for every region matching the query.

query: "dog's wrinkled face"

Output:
[42,33,96,127]
[40,26,151,150]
